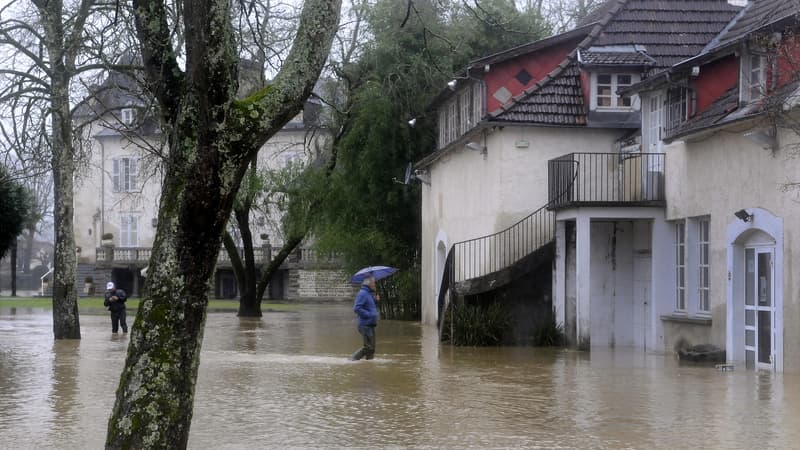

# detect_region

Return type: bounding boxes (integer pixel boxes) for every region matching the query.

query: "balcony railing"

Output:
[96,245,342,267]
[548,152,665,209]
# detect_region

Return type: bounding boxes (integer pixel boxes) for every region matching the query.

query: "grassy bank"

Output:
[0,296,302,314]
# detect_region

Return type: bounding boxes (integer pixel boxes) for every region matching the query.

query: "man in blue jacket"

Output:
[351,276,379,360]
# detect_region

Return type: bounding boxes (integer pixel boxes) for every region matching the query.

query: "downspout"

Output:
[99,138,105,239]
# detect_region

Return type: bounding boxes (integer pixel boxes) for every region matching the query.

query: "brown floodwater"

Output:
[1,304,799,449]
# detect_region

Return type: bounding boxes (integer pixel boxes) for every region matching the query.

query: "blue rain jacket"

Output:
[353,285,378,326]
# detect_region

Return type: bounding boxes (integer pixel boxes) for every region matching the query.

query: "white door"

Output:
[744,247,775,370]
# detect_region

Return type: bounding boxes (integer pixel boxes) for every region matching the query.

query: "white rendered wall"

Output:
[664,124,800,371]
[420,126,621,325]
[554,208,670,352]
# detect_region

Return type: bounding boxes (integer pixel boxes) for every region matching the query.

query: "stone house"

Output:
[71,67,354,301]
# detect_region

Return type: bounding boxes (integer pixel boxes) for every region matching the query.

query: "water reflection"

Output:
[0,305,799,448]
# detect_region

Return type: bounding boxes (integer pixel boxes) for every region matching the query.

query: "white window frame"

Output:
[446,100,458,145]
[748,53,766,101]
[438,109,447,147]
[472,82,484,126]
[647,92,664,152]
[675,221,686,312]
[119,214,139,247]
[665,87,689,134]
[112,157,139,193]
[698,218,711,314]
[591,73,640,110]
[121,108,135,125]
[437,82,486,149]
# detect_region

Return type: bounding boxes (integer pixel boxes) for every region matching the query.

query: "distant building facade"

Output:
[70,67,354,301]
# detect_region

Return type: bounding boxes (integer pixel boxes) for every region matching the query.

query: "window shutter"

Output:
[130,158,138,191]
[131,216,138,247]
[112,159,120,192]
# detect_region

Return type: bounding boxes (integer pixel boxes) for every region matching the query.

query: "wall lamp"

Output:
[407,117,417,127]
[465,141,487,155]
[734,209,753,222]
[414,169,431,185]
[447,79,457,90]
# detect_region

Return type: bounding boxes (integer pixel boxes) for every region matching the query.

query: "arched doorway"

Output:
[726,208,783,371]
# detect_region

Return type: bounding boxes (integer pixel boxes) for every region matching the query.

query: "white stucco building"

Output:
[417,0,740,337]
[419,0,800,372]
[71,68,353,300]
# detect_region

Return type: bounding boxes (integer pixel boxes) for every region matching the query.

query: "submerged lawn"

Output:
[0,296,301,314]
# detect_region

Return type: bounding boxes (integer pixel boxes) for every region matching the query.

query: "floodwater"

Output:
[1,305,799,449]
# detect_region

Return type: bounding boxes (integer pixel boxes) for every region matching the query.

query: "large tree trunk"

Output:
[51,102,81,339]
[234,207,260,317]
[105,0,340,446]
[43,0,81,340]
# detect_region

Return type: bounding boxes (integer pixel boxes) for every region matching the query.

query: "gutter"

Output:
[664,112,761,144]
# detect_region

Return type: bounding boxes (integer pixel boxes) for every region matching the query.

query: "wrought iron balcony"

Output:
[548,152,666,210]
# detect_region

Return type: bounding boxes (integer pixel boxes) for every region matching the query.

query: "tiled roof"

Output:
[490,0,741,125]
[489,62,586,125]
[666,79,800,141]
[581,50,656,66]
[592,0,742,71]
[704,0,800,53]
[578,0,624,27]
[467,24,594,70]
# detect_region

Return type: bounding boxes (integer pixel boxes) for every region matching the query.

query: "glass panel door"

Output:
[744,248,756,369]
[756,249,774,368]
[745,247,775,370]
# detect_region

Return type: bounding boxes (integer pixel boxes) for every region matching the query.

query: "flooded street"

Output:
[1,305,799,449]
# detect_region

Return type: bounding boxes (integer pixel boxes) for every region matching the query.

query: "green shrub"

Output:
[440,302,511,346]
[529,312,565,346]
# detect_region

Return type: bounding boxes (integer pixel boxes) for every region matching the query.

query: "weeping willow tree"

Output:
[104,0,341,447]
[309,0,548,320]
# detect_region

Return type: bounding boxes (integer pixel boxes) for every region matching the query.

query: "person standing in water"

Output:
[351,276,378,360]
[104,281,128,333]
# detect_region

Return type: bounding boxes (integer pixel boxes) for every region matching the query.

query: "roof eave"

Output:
[466,23,596,71]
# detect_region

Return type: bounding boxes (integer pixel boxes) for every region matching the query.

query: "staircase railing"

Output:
[435,155,584,330]
[437,203,555,329]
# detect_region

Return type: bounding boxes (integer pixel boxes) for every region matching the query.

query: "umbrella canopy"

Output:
[350,266,398,284]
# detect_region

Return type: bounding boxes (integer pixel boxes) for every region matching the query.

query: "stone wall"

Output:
[286,269,357,301]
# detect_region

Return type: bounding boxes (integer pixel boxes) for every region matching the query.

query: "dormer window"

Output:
[121,108,136,125]
[590,73,639,110]
[666,86,690,135]
[747,54,765,100]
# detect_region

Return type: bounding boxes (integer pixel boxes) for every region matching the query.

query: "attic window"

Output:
[121,108,136,125]
[515,68,533,86]
[747,54,766,100]
[591,73,638,110]
[666,87,689,134]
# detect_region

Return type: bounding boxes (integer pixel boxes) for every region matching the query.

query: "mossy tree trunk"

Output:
[105,0,340,447]
[34,0,87,339]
